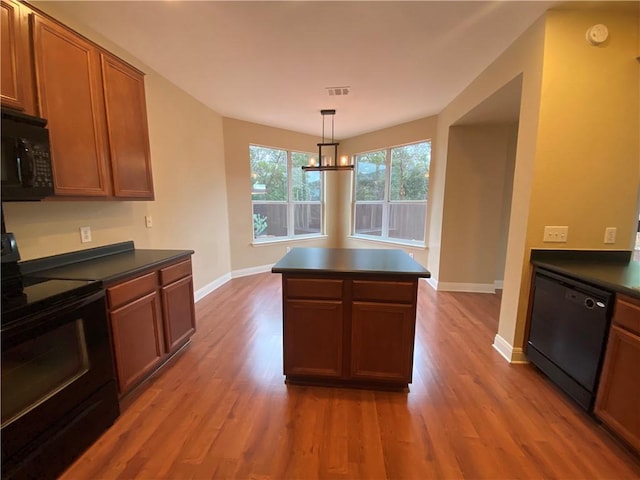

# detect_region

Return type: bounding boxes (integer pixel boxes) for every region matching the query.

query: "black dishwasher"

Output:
[526,269,613,411]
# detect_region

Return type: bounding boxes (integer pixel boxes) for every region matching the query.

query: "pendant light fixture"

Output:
[302,109,353,172]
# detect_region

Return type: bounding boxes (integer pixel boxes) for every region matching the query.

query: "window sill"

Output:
[348,235,426,249]
[251,235,328,247]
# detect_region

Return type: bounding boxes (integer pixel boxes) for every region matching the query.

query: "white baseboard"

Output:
[425,277,438,290]
[194,273,231,303]
[231,263,274,278]
[494,280,504,290]
[437,282,496,293]
[194,264,275,303]
[492,334,529,364]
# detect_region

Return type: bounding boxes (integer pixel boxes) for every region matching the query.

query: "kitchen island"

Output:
[272,248,430,391]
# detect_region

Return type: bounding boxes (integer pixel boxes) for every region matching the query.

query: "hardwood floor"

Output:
[61,273,640,479]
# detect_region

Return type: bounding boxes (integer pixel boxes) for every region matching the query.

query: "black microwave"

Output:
[1,109,54,201]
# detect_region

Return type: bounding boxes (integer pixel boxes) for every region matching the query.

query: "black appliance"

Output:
[1,108,54,201]
[1,232,119,480]
[526,269,613,411]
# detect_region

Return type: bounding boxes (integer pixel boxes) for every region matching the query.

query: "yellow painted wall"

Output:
[3,2,232,293]
[509,3,640,348]
[527,5,639,250]
[222,118,335,272]
[435,3,639,358]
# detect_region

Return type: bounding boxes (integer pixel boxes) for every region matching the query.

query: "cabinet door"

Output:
[594,325,640,453]
[350,302,415,383]
[109,291,164,395]
[1,0,36,113]
[101,53,154,199]
[1,0,21,109]
[161,275,196,353]
[284,300,343,378]
[32,14,111,196]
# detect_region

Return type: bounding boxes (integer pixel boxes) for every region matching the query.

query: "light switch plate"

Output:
[145,215,153,228]
[543,226,568,243]
[604,227,616,244]
[79,226,92,243]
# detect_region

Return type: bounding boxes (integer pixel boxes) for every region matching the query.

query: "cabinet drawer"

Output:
[160,259,192,286]
[614,296,640,335]
[286,278,343,300]
[108,271,157,309]
[352,280,415,304]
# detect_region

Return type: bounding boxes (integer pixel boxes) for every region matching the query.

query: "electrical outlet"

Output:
[604,227,616,244]
[543,226,568,243]
[145,215,153,228]
[79,226,92,243]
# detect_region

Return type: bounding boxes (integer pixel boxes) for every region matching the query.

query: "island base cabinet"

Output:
[109,291,164,395]
[284,300,343,378]
[350,302,415,383]
[280,273,419,390]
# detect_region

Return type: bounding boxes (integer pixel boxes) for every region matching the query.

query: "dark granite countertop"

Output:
[272,247,430,277]
[530,250,640,299]
[20,241,194,286]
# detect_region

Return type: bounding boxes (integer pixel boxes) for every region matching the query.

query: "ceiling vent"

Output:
[326,86,350,96]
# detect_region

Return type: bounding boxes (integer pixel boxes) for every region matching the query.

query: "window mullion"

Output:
[288,151,293,238]
[382,148,391,239]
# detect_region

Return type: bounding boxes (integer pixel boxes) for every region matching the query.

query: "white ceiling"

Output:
[47,1,556,138]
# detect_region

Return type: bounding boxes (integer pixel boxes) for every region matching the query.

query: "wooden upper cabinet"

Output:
[32,14,111,196]
[101,53,154,199]
[20,7,155,200]
[1,0,35,113]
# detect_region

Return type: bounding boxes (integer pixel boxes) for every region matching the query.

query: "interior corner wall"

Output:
[3,1,231,293]
[222,118,334,272]
[495,124,519,283]
[438,124,518,288]
[432,14,546,356]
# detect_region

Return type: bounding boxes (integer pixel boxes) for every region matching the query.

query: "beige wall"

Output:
[222,118,335,272]
[438,124,518,288]
[339,116,438,268]
[4,2,232,293]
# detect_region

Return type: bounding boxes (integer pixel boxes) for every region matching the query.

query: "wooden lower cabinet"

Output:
[107,256,196,397]
[161,274,196,353]
[281,274,418,389]
[284,300,344,378]
[594,295,640,454]
[351,302,415,382]
[110,290,164,394]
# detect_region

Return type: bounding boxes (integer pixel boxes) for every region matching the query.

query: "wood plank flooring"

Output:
[61,273,640,479]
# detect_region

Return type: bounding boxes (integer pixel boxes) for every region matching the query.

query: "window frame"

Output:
[250,144,324,244]
[351,140,431,247]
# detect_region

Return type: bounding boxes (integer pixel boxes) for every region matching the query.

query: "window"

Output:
[353,141,431,245]
[250,145,322,242]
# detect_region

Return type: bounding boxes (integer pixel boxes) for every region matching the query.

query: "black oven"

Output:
[1,108,54,201]
[1,250,119,479]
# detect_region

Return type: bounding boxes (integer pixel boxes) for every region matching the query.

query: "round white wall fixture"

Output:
[586,24,609,46]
